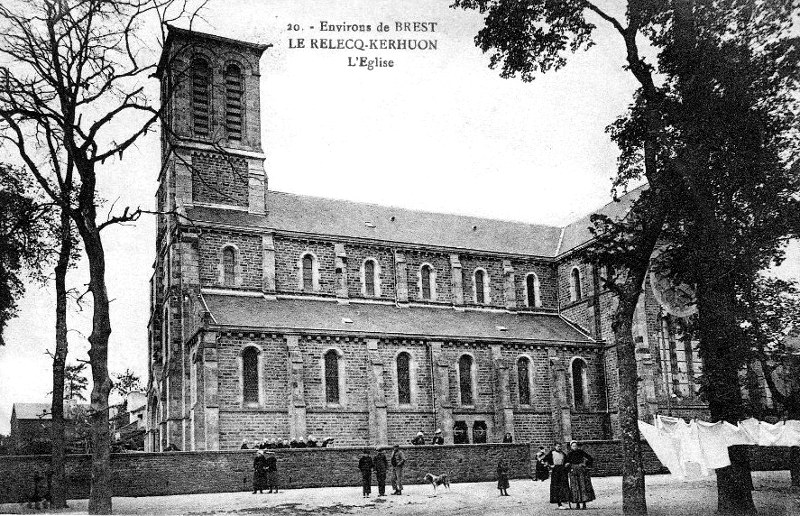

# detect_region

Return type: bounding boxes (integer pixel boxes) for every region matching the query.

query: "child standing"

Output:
[497,459,510,496]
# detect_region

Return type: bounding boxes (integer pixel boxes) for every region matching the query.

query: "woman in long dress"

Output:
[535,446,550,481]
[566,441,596,509]
[542,443,570,509]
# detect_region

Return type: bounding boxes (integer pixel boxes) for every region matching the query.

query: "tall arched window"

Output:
[570,267,583,301]
[397,352,411,405]
[474,269,487,304]
[526,273,541,308]
[459,355,474,405]
[191,58,210,137]
[224,64,243,140]
[572,358,588,408]
[302,254,314,291]
[364,260,376,296]
[242,347,259,405]
[420,264,433,300]
[324,349,340,404]
[222,247,236,286]
[517,356,532,405]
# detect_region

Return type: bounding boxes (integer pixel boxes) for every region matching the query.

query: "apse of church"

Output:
[146,26,705,452]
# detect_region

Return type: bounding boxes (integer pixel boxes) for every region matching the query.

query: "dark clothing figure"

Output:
[374,451,388,496]
[497,460,510,495]
[265,453,278,493]
[307,439,318,447]
[390,447,406,494]
[566,448,596,504]
[502,433,513,443]
[431,434,444,445]
[252,453,268,493]
[543,449,570,506]
[358,453,374,497]
[410,435,425,446]
[240,443,249,450]
[535,449,550,481]
[165,443,180,451]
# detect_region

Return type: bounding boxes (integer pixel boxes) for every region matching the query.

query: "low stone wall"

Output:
[0,442,793,504]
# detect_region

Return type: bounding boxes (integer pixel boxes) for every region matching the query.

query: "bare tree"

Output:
[0,0,200,512]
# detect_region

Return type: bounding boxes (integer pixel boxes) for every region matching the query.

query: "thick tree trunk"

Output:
[50,208,72,509]
[614,304,648,516]
[74,216,113,514]
[697,275,756,515]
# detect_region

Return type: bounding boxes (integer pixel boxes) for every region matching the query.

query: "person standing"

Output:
[535,446,550,481]
[390,444,406,495]
[543,442,570,509]
[431,429,444,445]
[252,450,268,494]
[265,450,278,493]
[566,441,595,509]
[497,459,510,496]
[358,449,374,497]
[374,448,388,496]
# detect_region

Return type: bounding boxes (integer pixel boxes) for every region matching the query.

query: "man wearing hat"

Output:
[373,448,389,496]
[265,450,278,493]
[410,431,426,446]
[358,448,374,497]
[432,429,444,445]
[252,450,268,494]
[390,444,406,495]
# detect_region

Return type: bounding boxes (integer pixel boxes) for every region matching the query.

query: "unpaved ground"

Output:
[2,471,798,515]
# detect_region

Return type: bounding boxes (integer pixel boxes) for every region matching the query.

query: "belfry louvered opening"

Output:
[225,64,243,140]
[191,58,211,137]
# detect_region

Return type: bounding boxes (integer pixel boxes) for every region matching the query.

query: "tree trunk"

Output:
[75,217,113,515]
[614,302,648,516]
[697,275,756,515]
[50,208,72,509]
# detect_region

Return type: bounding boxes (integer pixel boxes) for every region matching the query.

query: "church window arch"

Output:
[224,63,243,141]
[570,267,583,302]
[526,273,541,308]
[191,57,211,137]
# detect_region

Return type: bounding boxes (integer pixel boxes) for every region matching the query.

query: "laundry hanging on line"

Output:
[638,415,800,478]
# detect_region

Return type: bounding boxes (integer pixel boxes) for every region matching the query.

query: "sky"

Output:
[1,0,797,434]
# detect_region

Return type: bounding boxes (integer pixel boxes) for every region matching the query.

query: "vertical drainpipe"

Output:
[592,264,612,438]
[427,341,437,434]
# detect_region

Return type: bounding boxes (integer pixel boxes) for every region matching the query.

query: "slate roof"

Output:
[202,294,595,344]
[12,402,90,420]
[186,187,642,258]
[557,184,647,254]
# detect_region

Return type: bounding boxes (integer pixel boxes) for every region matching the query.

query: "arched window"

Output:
[572,358,588,408]
[474,269,488,304]
[397,352,411,405]
[242,347,259,405]
[191,58,210,137]
[222,247,236,286]
[224,64,243,140]
[517,356,532,405]
[570,267,583,302]
[420,264,434,300]
[526,273,541,308]
[459,355,474,405]
[324,349,340,404]
[302,254,314,291]
[362,259,381,297]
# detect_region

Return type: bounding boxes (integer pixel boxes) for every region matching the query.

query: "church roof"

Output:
[202,294,595,344]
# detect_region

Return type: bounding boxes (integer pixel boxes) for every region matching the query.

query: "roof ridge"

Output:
[267,190,563,229]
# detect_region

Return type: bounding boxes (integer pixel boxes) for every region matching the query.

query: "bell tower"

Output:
[147,27,270,451]
[156,25,271,216]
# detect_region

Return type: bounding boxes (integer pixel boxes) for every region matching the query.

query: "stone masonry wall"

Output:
[1,443,792,504]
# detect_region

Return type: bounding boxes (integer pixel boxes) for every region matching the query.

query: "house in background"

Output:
[9,402,90,455]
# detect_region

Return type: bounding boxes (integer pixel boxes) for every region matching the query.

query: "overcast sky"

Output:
[1,0,797,433]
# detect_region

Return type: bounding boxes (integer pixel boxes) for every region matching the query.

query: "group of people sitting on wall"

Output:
[408,427,516,445]
[241,435,334,450]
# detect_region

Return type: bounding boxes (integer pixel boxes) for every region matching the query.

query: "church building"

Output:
[146,26,705,452]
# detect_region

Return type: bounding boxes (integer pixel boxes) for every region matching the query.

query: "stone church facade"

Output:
[146,26,705,452]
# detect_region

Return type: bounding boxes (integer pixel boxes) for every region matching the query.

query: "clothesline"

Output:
[638,415,800,478]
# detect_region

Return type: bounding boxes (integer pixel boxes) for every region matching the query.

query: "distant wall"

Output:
[0,442,792,504]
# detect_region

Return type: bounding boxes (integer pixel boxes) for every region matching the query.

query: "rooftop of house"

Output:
[12,402,90,421]
[186,185,647,259]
